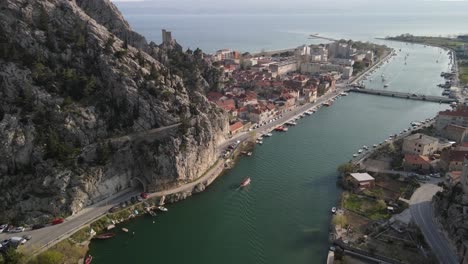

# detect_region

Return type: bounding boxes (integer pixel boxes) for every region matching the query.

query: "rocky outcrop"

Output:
[433,184,468,260]
[0,0,228,223]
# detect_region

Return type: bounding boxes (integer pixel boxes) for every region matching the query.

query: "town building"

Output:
[403,154,432,172]
[402,133,439,156]
[328,41,356,59]
[445,171,462,186]
[440,150,468,172]
[300,63,353,79]
[269,60,298,76]
[435,107,468,133]
[229,122,244,135]
[441,124,468,143]
[349,173,375,190]
[330,58,354,66]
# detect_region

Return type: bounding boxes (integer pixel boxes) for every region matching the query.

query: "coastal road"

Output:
[0,188,138,255]
[410,183,459,264]
[2,154,225,256]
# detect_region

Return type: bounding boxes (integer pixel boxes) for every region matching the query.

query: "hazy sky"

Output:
[111,0,468,14]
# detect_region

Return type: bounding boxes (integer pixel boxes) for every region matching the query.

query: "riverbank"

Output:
[329,115,455,263]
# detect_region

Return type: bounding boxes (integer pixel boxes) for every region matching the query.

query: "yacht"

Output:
[158,206,168,212]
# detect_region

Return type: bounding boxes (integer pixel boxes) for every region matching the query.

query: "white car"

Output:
[11,227,25,233]
[0,224,7,233]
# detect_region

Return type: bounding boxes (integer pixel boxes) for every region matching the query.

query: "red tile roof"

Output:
[229,122,243,132]
[439,107,468,118]
[404,154,431,165]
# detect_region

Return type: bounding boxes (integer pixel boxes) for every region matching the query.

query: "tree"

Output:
[337,162,357,175]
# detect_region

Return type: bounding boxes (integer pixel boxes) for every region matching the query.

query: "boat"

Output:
[323,102,332,107]
[158,206,168,212]
[373,144,378,148]
[257,140,263,145]
[85,255,93,264]
[353,154,358,157]
[363,145,369,150]
[331,207,337,214]
[93,233,115,240]
[247,152,252,156]
[304,111,312,116]
[240,177,251,187]
[340,92,348,96]
[265,133,273,137]
[285,121,297,126]
[122,228,129,233]
[384,84,389,88]
[274,126,285,132]
[358,149,363,154]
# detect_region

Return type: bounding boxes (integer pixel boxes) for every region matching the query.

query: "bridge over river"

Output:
[347,88,457,104]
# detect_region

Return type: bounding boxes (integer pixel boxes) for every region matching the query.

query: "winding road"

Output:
[409,182,459,264]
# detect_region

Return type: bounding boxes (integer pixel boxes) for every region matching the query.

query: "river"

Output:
[89,42,450,263]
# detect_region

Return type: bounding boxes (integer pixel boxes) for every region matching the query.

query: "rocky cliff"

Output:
[0,0,228,224]
[433,184,468,260]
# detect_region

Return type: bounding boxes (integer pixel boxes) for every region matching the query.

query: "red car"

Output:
[140,192,148,199]
[51,218,64,225]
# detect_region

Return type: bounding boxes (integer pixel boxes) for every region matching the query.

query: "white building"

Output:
[300,63,353,79]
[330,58,354,66]
[402,133,439,156]
[269,60,298,76]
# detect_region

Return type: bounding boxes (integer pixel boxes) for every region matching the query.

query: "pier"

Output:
[348,88,457,103]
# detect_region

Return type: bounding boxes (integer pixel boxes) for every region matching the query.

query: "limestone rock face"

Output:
[433,185,468,259]
[0,0,228,223]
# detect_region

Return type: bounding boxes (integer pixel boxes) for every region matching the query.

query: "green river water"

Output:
[89,42,450,263]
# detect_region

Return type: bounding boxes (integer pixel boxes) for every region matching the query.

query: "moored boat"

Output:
[331,207,337,214]
[240,177,251,187]
[93,233,115,240]
[85,255,93,264]
[358,149,363,153]
[122,228,129,233]
[158,206,168,212]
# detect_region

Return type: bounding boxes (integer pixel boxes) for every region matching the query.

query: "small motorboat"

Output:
[158,206,168,212]
[247,152,252,156]
[122,228,129,233]
[85,255,93,264]
[353,154,358,157]
[331,207,337,214]
[373,144,377,148]
[93,233,115,240]
[240,177,251,187]
[357,149,363,154]
[265,133,273,137]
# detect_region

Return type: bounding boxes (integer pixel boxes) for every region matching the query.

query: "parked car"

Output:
[0,224,7,233]
[109,206,120,213]
[140,192,148,199]
[32,224,45,230]
[10,227,25,233]
[137,196,143,202]
[22,235,32,241]
[51,218,64,225]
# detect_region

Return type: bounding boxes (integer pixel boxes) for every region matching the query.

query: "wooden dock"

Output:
[348,88,457,104]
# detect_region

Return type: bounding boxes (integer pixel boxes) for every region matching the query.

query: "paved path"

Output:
[409,183,458,264]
